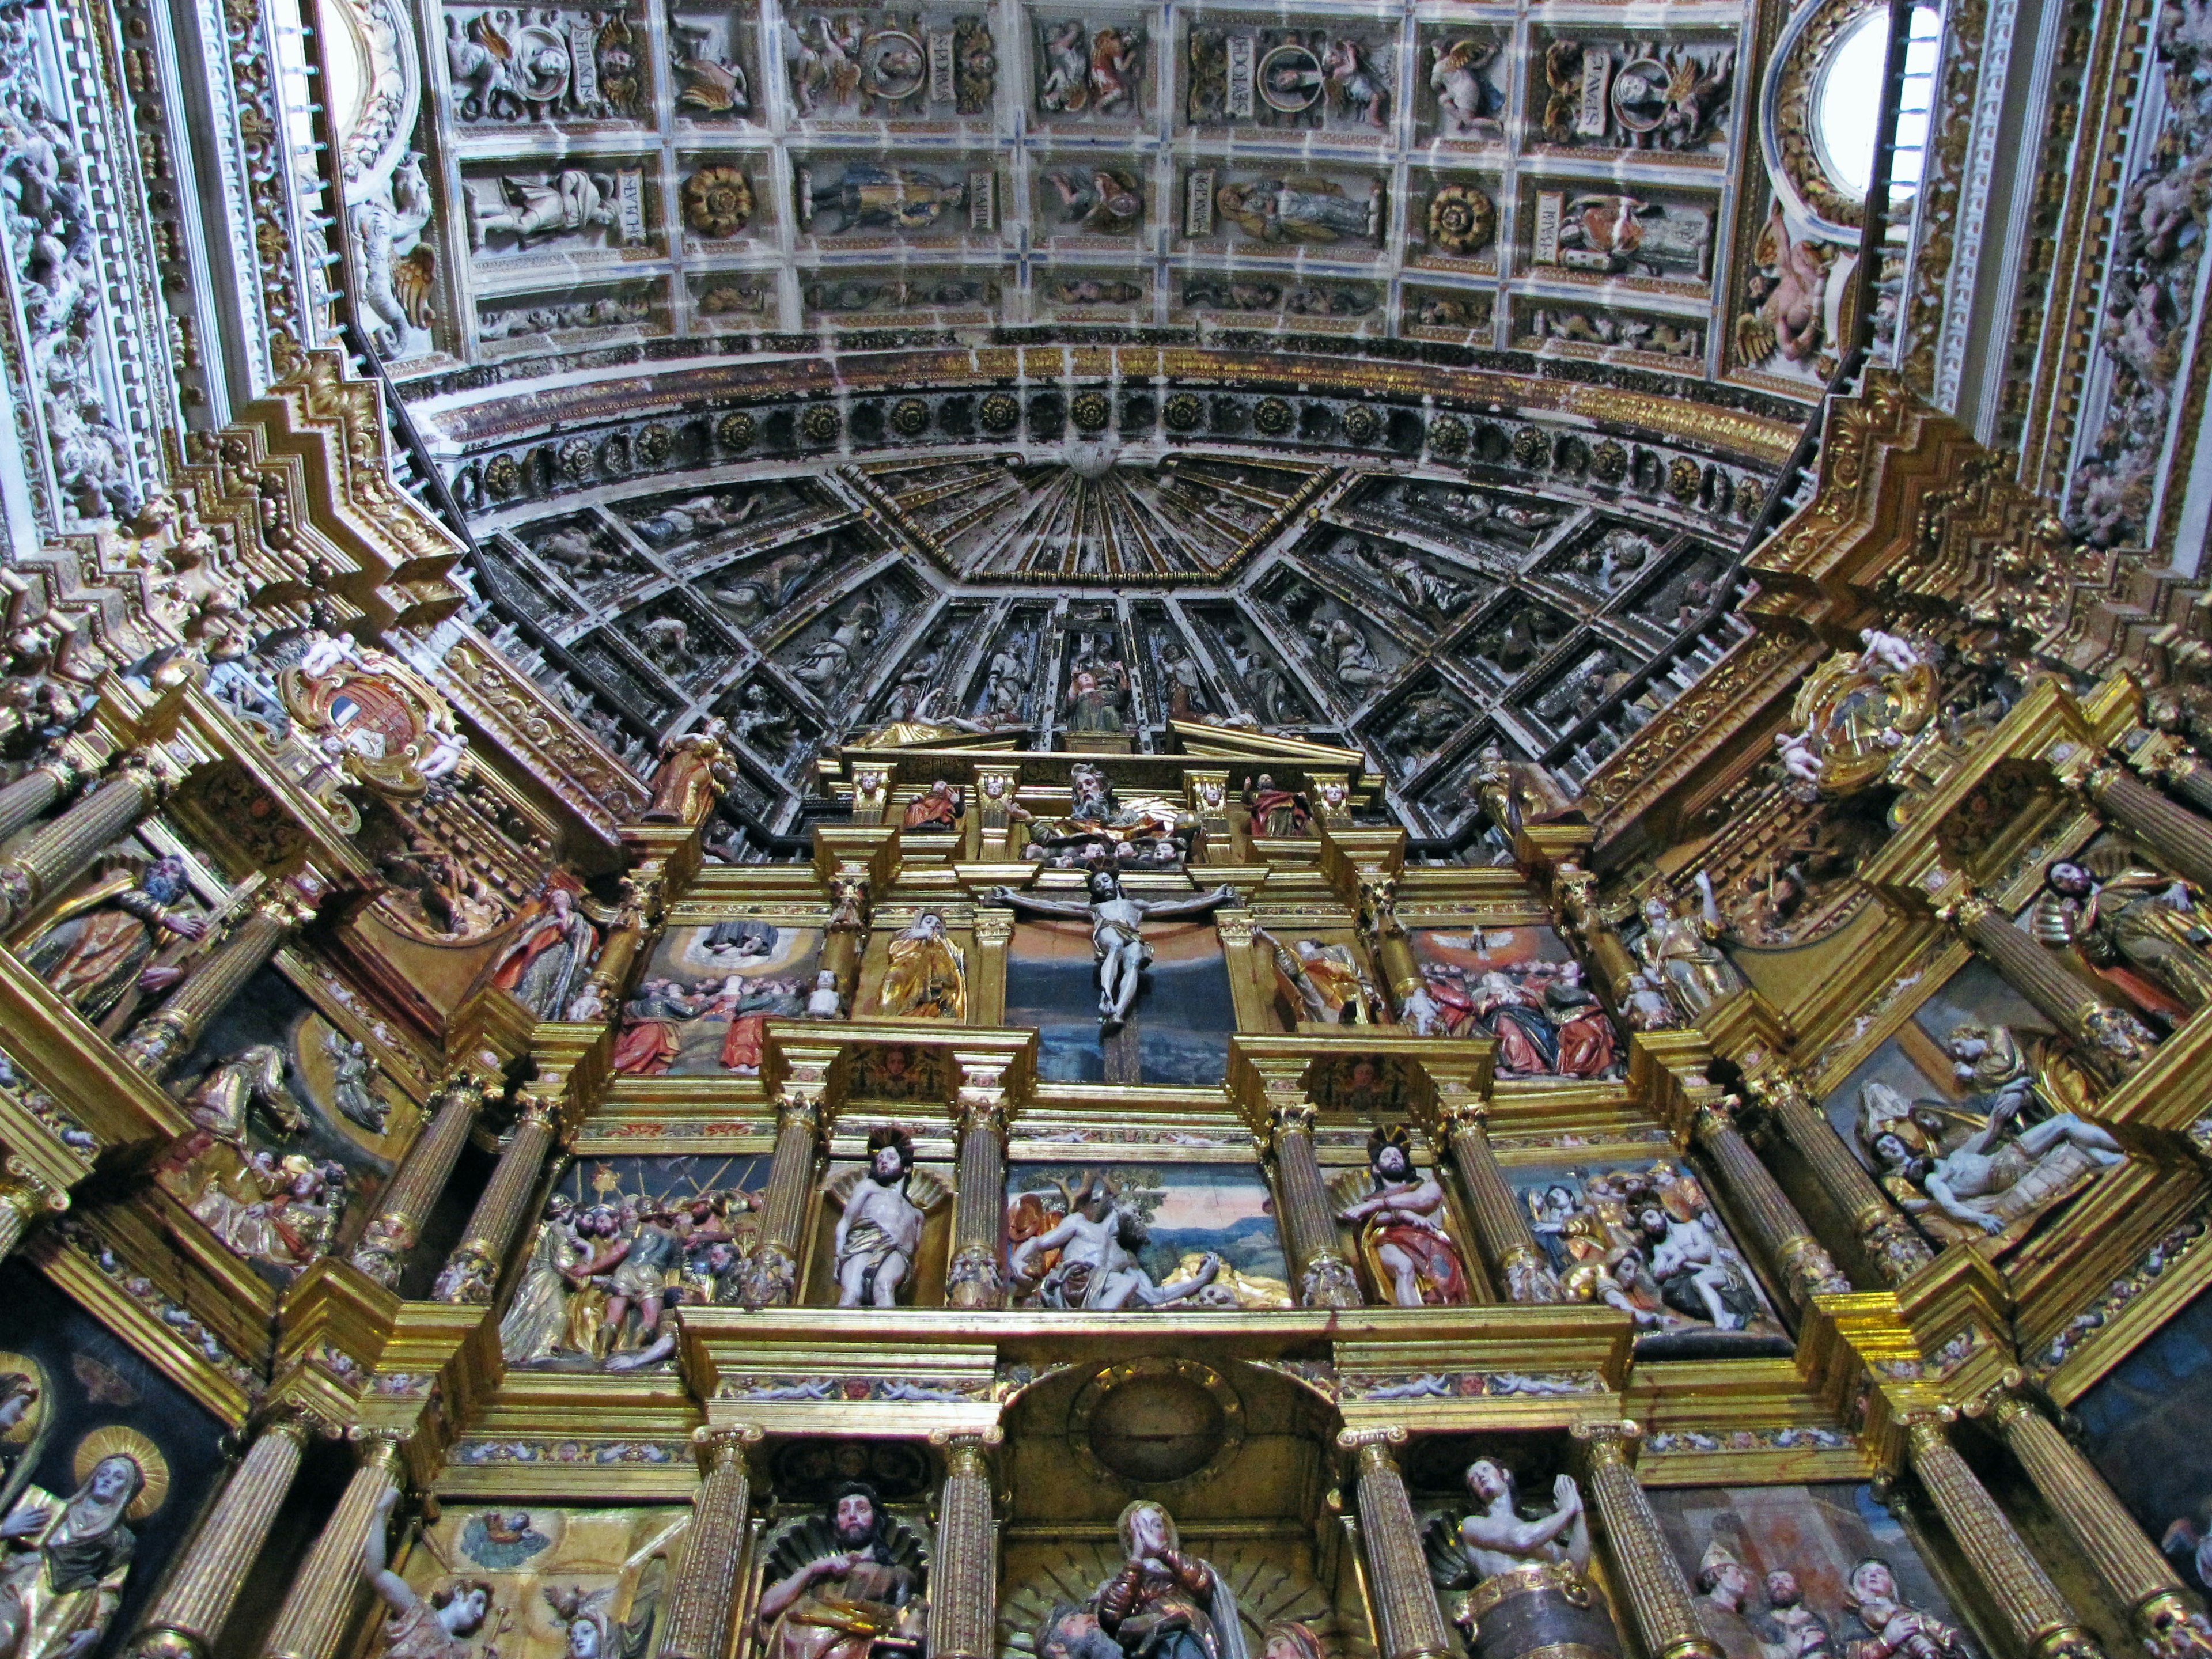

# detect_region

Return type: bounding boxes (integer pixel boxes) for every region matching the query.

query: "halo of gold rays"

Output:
[73,1425,169,1520]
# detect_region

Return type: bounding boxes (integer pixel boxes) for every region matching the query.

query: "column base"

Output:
[2137,1596,2212,1659]
[119,1013,191,1077]
[126,1627,206,1659]
[945,1249,1005,1309]
[2027,1627,2106,1659]
[433,1240,499,1304]
[737,1245,797,1308]
[1299,1253,1365,1309]
[1858,1212,1935,1285]
[1499,1246,1565,1304]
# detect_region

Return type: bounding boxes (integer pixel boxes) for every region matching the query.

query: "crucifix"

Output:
[988,870,1237,1076]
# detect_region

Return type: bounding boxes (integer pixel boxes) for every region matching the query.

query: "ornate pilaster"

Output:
[2067,756,2212,894]
[1554,860,1643,1017]
[1427,1094,1561,1304]
[1746,1070,1933,1286]
[0,1159,67,1260]
[741,1090,825,1307]
[1689,1098,1851,1310]
[1971,1380,2211,1658]
[948,1062,1010,1309]
[971,910,1013,1027]
[0,752,86,846]
[0,755,164,934]
[1340,1428,1455,1659]
[1216,910,1275,1034]
[2131,729,2212,821]
[928,1430,1003,1659]
[259,1431,407,1659]
[130,1411,316,1659]
[120,888,316,1078]
[657,1425,764,1659]
[1260,1101,1363,1309]
[975,764,1021,859]
[1184,770,1232,862]
[1938,886,2156,1081]
[433,1092,559,1303]
[821,869,873,1003]
[349,1070,485,1287]
[850,766,891,824]
[1903,1411,2105,1659]
[1575,1422,1719,1659]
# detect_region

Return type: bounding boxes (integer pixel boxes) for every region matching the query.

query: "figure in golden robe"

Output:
[0,1432,165,1659]
[876,912,965,1020]
[757,1483,924,1659]
[1256,929,1379,1025]
[1334,1127,1471,1306]
[499,1195,586,1364]
[2033,853,2212,1016]
[1092,1501,1246,1659]
[21,855,204,1022]
[361,1484,490,1659]
[1630,872,1742,1020]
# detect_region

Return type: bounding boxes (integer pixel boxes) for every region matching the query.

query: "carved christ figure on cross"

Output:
[989,870,1238,1031]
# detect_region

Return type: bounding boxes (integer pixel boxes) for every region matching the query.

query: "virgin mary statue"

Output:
[0,1427,166,1659]
[1090,1501,1248,1659]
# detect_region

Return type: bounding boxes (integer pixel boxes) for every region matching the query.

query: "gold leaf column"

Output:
[657,1425,764,1659]
[1417,1084,1562,1304]
[975,763,1022,859]
[433,1091,559,1302]
[1903,1411,2107,1659]
[120,887,317,1078]
[0,749,87,845]
[1262,1100,1364,1309]
[1339,1428,1456,1659]
[0,755,165,933]
[0,1158,67,1260]
[1688,1098,1851,1310]
[1938,886,2156,1082]
[948,1058,1011,1308]
[972,909,1013,1028]
[2065,755,2212,892]
[1745,1070,1933,1286]
[1967,1382,2203,1657]
[260,1431,407,1659]
[350,1069,486,1287]
[741,1052,834,1306]
[928,1429,1003,1659]
[130,1410,317,1659]
[1574,1422,1721,1659]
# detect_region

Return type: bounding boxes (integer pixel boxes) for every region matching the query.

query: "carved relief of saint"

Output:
[0,1430,166,1659]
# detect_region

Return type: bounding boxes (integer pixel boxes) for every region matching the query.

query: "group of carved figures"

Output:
[1525,1164,1778,1339]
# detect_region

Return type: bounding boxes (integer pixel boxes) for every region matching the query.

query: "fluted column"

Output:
[2135,734,2212,820]
[121,889,315,1078]
[434,1092,559,1303]
[1689,1099,1851,1312]
[1747,1070,1933,1286]
[2073,758,2212,893]
[1575,1422,1719,1659]
[0,1159,67,1260]
[0,755,163,933]
[0,753,86,846]
[657,1424,763,1659]
[1433,1099,1562,1304]
[1903,1412,2105,1659]
[947,1064,1009,1309]
[1340,1429,1455,1659]
[739,1092,823,1307]
[131,1411,316,1659]
[928,1430,1003,1659]
[350,1071,486,1287]
[1941,888,2156,1081]
[1975,1382,2209,1658]
[1262,1102,1363,1309]
[260,1431,406,1659]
